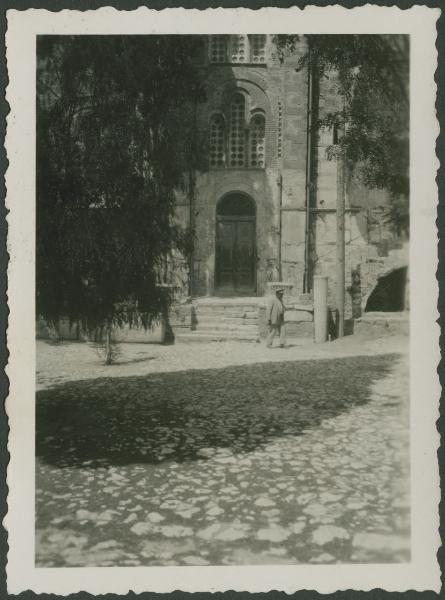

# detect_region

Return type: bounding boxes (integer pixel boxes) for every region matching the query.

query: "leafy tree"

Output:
[37,36,205,363]
[277,34,409,234]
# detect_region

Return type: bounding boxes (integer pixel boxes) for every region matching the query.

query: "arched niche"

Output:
[365,266,408,312]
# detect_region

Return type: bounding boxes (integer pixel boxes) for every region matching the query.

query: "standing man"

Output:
[266,287,286,348]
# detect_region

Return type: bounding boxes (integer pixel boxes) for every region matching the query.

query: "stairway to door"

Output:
[174,298,261,343]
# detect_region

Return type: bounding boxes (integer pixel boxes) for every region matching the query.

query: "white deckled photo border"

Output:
[5,5,441,594]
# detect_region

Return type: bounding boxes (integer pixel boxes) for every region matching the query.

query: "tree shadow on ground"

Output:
[36,354,400,469]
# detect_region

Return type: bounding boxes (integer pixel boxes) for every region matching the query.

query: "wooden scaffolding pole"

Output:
[336,134,345,338]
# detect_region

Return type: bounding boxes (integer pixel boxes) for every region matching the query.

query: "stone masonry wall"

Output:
[177,37,311,298]
[311,71,407,318]
[173,36,407,313]
[279,43,309,292]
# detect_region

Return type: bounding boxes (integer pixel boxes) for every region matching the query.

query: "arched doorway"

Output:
[215,193,256,295]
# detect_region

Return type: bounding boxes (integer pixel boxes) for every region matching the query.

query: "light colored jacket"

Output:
[268,295,285,326]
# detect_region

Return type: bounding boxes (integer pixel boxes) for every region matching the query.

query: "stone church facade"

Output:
[36,34,408,343]
[171,35,408,320]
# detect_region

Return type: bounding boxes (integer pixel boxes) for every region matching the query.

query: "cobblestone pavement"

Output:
[36,336,409,566]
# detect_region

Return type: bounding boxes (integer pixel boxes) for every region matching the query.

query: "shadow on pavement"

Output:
[36,354,400,468]
[111,356,157,366]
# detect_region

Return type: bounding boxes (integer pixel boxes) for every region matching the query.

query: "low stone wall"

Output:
[259,302,314,339]
[354,312,409,337]
[114,321,165,344]
[36,317,81,341]
[36,316,166,344]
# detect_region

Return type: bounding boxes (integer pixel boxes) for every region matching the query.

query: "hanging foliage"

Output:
[37,36,206,361]
[276,34,409,234]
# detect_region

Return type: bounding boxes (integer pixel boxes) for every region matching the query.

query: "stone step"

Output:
[194,298,259,305]
[175,331,260,343]
[197,323,259,333]
[194,300,259,308]
[195,307,260,317]
[195,314,259,322]
[195,315,259,325]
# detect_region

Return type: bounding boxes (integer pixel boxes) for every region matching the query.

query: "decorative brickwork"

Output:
[277,99,283,160]
[249,113,266,167]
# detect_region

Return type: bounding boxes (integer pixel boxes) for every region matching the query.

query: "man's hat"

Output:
[276,286,285,293]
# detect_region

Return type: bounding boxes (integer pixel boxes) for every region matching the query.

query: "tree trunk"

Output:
[105,324,112,365]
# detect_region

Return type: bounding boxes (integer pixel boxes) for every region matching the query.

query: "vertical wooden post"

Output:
[304,51,314,293]
[336,140,345,338]
[313,275,328,343]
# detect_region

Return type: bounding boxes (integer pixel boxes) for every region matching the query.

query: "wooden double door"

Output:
[215,215,256,295]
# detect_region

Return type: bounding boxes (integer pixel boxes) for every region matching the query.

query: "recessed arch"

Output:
[217,192,256,217]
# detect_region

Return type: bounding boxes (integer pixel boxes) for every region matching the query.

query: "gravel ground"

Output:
[36,335,409,566]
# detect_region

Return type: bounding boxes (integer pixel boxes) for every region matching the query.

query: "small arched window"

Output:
[229,94,246,168]
[209,114,226,168]
[249,114,266,168]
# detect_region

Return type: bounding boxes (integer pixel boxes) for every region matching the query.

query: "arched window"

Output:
[249,113,266,167]
[209,93,267,169]
[209,35,227,63]
[209,35,268,64]
[250,35,267,63]
[229,94,246,168]
[209,114,226,168]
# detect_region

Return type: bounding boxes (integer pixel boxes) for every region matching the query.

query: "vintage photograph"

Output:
[4,5,440,594]
[34,32,411,568]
